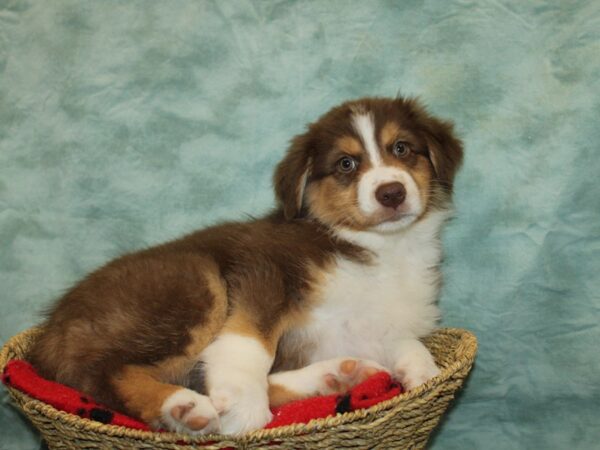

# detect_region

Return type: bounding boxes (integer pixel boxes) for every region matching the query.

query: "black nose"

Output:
[375,182,406,209]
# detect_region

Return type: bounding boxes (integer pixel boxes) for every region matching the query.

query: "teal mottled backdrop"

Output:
[1,1,599,448]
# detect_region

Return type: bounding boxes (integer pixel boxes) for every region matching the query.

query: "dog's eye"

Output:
[392,140,411,158]
[337,156,357,173]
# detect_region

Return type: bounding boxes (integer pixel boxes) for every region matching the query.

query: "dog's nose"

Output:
[375,182,406,209]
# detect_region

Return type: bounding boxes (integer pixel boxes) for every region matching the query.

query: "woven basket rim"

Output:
[0,326,477,445]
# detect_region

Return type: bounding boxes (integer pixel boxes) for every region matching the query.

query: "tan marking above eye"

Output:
[335,136,363,157]
[380,122,401,148]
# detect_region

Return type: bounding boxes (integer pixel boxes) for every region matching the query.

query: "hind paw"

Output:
[160,388,220,434]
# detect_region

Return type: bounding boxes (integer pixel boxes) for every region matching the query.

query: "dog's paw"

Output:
[394,351,440,390]
[317,357,389,395]
[209,384,272,435]
[160,388,220,434]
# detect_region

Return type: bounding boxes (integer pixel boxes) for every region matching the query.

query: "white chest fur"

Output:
[299,211,449,370]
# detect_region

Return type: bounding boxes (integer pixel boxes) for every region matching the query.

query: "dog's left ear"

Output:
[422,118,464,192]
[273,133,313,220]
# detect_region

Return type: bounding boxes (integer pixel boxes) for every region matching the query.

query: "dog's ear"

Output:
[273,133,313,220]
[422,118,463,192]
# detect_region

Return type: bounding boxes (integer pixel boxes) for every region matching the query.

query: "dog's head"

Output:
[274,97,463,233]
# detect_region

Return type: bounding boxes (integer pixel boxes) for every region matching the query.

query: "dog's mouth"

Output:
[386,212,417,223]
[367,203,421,230]
[377,203,419,222]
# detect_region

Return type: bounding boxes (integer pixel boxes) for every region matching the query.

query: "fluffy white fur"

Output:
[294,210,450,385]
[200,333,273,434]
[352,112,382,166]
[392,339,441,390]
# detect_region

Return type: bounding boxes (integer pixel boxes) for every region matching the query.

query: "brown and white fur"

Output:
[31,97,463,435]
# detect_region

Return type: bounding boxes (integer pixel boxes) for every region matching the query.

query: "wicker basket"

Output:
[0,327,476,449]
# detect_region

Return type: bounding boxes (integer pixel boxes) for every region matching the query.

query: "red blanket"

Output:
[2,360,402,432]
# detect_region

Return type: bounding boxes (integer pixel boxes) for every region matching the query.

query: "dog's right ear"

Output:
[273,133,313,220]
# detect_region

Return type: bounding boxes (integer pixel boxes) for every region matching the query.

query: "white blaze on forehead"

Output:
[350,110,423,232]
[352,112,382,166]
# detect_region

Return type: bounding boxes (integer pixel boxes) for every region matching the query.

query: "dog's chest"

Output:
[299,232,442,368]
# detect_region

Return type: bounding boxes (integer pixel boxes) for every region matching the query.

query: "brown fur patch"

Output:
[31,252,228,414]
[221,310,277,354]
[273,134,313,220]
[335,135,363,157]
[112,365,181,424]
[223,260,330,356]
[272,257,349,374]
[380,121,401,148]
[410,156,434,218]
[305,177,364,230]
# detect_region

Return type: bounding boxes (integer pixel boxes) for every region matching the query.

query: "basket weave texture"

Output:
[1,327,476,449]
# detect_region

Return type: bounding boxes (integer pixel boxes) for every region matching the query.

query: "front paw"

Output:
[394,353,440,390]
[318,357,389,395]
[210,384,272,435]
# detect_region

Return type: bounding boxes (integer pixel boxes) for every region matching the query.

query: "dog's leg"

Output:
[391,339,440,390]
[200,317,275,435]
[267,357,388,407]
[111,365,220,434]
[199,261,315,435]
[99,256,227,434]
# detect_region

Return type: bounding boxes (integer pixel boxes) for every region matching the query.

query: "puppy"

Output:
[31,96,463,435]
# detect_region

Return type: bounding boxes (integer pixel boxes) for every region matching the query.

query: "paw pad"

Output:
[321,358,387,395]
[340,359,357,375]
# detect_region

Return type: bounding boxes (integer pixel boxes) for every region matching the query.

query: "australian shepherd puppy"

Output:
[31,97,463,435]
